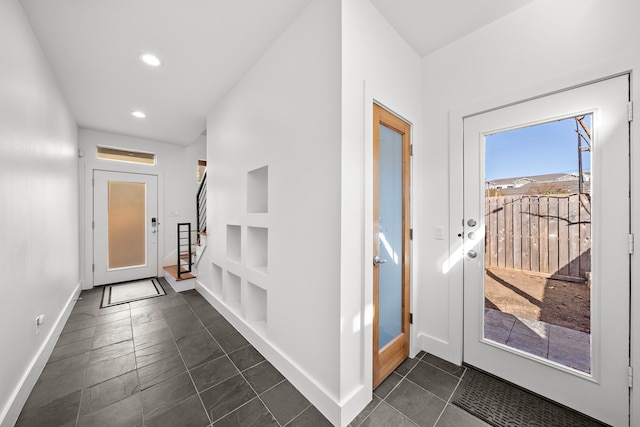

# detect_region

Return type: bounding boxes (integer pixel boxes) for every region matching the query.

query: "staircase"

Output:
[163,172,208,292]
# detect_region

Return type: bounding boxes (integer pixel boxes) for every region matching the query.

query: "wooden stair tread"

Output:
[163,265,196,281]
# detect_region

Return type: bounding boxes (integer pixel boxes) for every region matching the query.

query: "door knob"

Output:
[467,219,477,227]
[373,256,387,266]
[467,250,477,258]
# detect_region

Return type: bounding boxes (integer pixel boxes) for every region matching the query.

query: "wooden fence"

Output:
[485,194,591,281]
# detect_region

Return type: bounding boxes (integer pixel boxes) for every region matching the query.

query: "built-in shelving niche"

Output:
[246,281,267,334]
[211,263,223,296]
[247,226,268,275]
[247,166,268,214]
[225,271,242,315]
[226,225,241,264]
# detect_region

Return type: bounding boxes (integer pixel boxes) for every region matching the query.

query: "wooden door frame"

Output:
[372,103,412,388]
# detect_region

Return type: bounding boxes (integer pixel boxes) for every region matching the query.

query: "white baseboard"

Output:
[195,280,369,427]
[0,282,81,427]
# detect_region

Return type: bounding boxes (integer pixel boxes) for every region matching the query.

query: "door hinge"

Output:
[629,366,633,388]
[410,144,413,156]
[629,233,634,255]
[92,221,95,230]
[629,101,634,122]
[409,313,413,324]
[92,264,95,272]
[92,178,95,186]
[410,228,413,240]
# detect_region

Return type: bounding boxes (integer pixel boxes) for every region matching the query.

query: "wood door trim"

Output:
[372,103,411,388]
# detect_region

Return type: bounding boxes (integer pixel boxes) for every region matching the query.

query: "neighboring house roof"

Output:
[486,172,591,195]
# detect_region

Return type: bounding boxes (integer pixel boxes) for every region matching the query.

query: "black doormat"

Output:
[451,368,608,427]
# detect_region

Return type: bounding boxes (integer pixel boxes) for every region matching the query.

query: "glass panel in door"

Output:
[483,115,592,373]
[378,123,403,349]
[108,181,147,269]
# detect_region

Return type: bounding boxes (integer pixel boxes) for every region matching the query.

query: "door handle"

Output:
[467,250,477,259]
[373,256,387,266]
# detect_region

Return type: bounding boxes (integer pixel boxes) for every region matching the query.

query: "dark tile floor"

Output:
[16,278,492,427]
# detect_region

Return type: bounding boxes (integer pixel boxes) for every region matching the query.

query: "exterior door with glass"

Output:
[93,170,158,285]
[463,75,630,425]
[373,103,411,388]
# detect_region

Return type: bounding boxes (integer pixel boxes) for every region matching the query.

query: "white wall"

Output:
[416,0,640,364]
[340,0,422,424]
[0,0,79,425]
[78,129,201,288]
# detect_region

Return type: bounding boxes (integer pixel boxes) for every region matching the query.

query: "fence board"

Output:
[485,194,589,281]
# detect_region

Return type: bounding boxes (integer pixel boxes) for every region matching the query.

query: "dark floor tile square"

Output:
[395,357,419,376]
[131,309,166,326]
[167,313,205,340]
[77,393,143,427]
[228,345,264,371]
[360,401,419,427]
[133,326,173,351]
[39,351,90,382]
[386,379,447,427]
[132,318,169,338]
[435,404,490,427]
[200,374,256,423]
[144,394,210,427]
[423,354,465,378]
[15,390,81,427]
[49,337,93,362]
[141,371,196,419]
[242,360,285,395]
[56,325,97,347]
[216,330,249,353]
[374,372,402,399]
[79,370,139,416]
[191,356,239,392]
[406,360,460,401]
[88,339,134,365]
[24,369,86,409]
[135,339,180,369]
[176,329,224,369]
[289,405,333,427]
[91,309,131,327]
[84,352,136,388]
[260,380,311,426]
[137,353,187,390]
[348,395,381,427]
[212,397,278,427]
[206,317,236,340]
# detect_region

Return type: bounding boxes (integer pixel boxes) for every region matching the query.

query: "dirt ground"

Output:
[484,267,591,333]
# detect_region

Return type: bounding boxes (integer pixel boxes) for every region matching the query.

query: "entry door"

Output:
[373,103,411,388]
[94,170,158,285]
[463,76,630,425]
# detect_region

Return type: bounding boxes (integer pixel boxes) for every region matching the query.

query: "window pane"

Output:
[108,181,146,269]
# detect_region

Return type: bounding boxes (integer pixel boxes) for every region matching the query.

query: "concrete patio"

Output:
[484,307,591,373]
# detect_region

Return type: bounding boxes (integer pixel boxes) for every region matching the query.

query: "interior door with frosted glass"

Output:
[463,75,630,425]
[373,103,411,388]
[93,170,158,285]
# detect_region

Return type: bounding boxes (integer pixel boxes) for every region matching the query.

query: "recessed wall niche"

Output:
[247,166,268,214]
[225,271,241,313]
[226,225,241,263]
[246,282,267,328]
[247,226,268,274]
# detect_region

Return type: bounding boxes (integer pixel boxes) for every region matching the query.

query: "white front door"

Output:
[463,75,630,425]
[93,170,158,285]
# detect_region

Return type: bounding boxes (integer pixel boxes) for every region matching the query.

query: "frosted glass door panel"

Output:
[378,123,403,350]
[108,181,146,269]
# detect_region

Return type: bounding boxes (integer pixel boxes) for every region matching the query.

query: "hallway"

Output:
[16,279,595,426]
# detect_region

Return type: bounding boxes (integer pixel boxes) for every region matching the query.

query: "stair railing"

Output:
[177,222,192,278]
[196,172,207,245]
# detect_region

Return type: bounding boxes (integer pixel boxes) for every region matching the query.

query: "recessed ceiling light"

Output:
[139,53,161,67]
[131,111,146,119]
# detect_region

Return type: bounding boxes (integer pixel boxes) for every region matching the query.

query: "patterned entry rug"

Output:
[451,367,606,427]
[100,278,166,308]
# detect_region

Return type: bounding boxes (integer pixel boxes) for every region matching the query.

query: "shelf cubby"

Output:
[246,281,267,328]
[225,271,242,314]
[247,226,268,274]
[226,224,241,263]
[247,166,268,214]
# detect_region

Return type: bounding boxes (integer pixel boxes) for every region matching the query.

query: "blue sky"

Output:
[485,115,591,181]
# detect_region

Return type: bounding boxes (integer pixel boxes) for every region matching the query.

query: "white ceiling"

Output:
[19,0,534,146]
